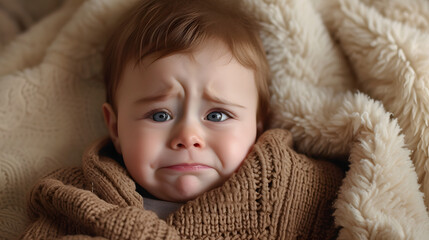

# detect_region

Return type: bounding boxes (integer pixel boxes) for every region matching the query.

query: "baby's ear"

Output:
[102,103,122,154]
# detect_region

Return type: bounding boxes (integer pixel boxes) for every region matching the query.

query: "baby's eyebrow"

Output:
[203,90,245,109]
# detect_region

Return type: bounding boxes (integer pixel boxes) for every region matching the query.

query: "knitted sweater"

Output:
[21,129,344,239]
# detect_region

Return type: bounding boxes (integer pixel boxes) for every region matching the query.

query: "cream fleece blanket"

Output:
[1,0,429,239]
[0,0,65,50]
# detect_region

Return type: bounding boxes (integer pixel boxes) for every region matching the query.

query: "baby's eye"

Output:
[152,111,172,122]
[206,111,230,122]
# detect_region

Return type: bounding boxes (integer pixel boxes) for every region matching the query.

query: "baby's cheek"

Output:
[124,132,164,165]
[218,136,253,173]
[140,135,165,159]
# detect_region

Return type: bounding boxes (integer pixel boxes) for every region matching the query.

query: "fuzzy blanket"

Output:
[0,0,64,50]
[1,0,429,239]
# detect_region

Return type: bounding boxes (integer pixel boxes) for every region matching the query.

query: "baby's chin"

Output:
[155,174,222,203]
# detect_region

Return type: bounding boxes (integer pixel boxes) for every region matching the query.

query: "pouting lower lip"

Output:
[163,164,211,171]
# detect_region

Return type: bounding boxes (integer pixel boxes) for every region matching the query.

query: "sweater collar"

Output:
[81,136,144,208]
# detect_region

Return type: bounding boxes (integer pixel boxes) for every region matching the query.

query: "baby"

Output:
[21,0,344,239]
[101,0,269,205]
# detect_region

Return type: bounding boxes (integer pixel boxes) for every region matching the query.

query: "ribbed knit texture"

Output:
[20,129,344,239]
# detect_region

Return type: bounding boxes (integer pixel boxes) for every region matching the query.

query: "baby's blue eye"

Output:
[206,111,229,122]
[152,111,171,122]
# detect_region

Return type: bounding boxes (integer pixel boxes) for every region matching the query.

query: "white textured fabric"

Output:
[1,0,429,239]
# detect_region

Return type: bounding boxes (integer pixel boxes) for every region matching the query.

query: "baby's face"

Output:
[105,40,259,202]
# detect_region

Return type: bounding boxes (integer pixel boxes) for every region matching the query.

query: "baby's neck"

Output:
[137,184,184,219]
[142,196,184,219]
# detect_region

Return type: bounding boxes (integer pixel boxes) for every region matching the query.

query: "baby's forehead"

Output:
[116,47,258,105]
[133,39,234,66]
[125,46,246,79]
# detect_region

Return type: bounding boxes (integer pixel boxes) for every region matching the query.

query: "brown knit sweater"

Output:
[21,129,344,239]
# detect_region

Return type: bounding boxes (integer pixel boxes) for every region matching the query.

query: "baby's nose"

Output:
[170,124,205,150]
[174,137,203,149]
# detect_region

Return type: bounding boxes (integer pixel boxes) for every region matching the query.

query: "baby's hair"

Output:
[103,0,271,128]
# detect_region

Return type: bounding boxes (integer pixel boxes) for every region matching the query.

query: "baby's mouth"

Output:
[162,163,211,171]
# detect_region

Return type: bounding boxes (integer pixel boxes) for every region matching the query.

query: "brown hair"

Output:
[103,0,271,128]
